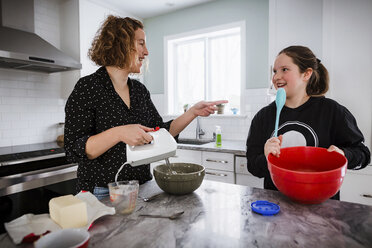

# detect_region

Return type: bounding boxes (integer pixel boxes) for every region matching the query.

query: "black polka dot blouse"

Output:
[64,66,174,193]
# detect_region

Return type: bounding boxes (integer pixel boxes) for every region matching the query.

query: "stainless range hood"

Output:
[0,0,81,73]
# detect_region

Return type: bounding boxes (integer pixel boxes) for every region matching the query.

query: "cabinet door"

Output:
[170,149,202,165]
[340,167,372,206]
[202,151,234,172]
[235,156,251,175]
[236,174,263,189]
[235,156,263,188]
[205,169,235,184]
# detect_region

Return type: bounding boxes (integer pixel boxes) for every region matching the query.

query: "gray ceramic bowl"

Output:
[153,163,205,195]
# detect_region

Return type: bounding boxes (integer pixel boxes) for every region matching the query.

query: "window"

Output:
[165,22,244,114]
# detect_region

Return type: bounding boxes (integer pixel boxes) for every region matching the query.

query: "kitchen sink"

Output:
[177,138,214,145]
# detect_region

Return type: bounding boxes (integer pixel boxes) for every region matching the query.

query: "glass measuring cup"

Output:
[108,180,139,215]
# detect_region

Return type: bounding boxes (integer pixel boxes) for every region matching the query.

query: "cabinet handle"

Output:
[206,159,228,164]
[205,172,228,177]
[361,194,372,198]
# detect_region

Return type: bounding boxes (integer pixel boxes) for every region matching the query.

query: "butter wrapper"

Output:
[5,191,115,244]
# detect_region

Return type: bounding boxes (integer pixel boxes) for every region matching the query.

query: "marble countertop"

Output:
[177,140,246,156]
[2,180,371,247]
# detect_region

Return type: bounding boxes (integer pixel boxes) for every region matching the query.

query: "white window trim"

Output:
[164,21,246,115]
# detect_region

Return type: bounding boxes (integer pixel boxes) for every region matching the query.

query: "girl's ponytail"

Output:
[306,61,329,96]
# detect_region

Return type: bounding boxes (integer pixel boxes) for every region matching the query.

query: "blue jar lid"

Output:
[251,200,280,216]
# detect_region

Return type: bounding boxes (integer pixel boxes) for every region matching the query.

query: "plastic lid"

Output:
[251,200,280,216]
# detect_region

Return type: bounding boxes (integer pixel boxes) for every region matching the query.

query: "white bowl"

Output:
[34,228,90,248]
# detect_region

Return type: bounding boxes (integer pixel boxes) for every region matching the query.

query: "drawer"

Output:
[202,151,234,172]
[236,174,263,189]
[205,169,235,184]
[235,156,253,175]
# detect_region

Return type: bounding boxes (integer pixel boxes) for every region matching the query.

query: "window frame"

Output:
[164,21,246,115]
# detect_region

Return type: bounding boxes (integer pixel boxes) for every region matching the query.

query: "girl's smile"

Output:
[272,53,312,108]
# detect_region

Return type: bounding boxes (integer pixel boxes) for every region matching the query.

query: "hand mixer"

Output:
[115,128,177,182]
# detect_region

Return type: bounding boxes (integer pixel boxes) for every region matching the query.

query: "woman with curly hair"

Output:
[65,15,227,199]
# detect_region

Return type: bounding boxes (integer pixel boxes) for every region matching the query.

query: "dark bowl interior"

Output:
[153,163,205,195]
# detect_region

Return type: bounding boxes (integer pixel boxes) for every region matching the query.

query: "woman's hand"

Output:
[118,124,154,146]
[190,100,228,117]
[264,135,283,158]
[169,100,228,137]
[327,145,345,156]
[86,124,154,160]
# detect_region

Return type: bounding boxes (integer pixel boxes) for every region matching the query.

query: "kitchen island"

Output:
[1,180,372,247]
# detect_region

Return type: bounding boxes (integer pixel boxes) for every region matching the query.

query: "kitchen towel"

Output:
[4,191,115,245]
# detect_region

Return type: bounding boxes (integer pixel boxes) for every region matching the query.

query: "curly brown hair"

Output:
[88,15,144,69]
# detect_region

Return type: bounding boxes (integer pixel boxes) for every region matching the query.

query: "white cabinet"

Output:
[340,166,372,206]
[235,156,263,188]
[202,151,235,184]
[204,170,235,184]
[169,149,235,184]
[171,149,202,164]
[164,149,264,186]
[202,151,234,171]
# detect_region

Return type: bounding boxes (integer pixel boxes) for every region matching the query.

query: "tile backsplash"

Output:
[0,69,65,147]
[0,0,65,147]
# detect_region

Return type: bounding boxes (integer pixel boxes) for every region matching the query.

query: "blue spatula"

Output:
[274,88,286,137]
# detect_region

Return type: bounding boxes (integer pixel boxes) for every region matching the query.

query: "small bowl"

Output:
[153,163,205,195]
[34,228,89,248]
[268,146,347,204]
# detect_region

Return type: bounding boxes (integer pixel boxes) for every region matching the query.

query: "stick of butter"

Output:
[49,194,88,229]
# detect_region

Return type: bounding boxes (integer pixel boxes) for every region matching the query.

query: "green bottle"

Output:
[216,126,222,147]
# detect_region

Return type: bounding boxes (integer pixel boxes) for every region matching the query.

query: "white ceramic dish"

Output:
[34,228,89,248]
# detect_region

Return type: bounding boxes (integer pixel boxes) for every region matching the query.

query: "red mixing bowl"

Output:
[267,146,347,204]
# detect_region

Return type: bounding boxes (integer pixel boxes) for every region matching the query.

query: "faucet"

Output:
[196,117,205,139]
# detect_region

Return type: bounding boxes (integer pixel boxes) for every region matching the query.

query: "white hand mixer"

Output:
[115,128,177,182]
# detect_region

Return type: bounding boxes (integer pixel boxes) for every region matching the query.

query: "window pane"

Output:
[209,34,241,108]
[175,40,205,113]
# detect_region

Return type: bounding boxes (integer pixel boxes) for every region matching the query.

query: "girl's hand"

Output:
[327,145,345,156]
[264,135,283,158]
[118,124,154,146]
[190,100,228,117]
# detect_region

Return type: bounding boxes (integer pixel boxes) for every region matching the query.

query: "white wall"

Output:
[323,0,372,149]
[59,0,81,99]
[268,0,323,80]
